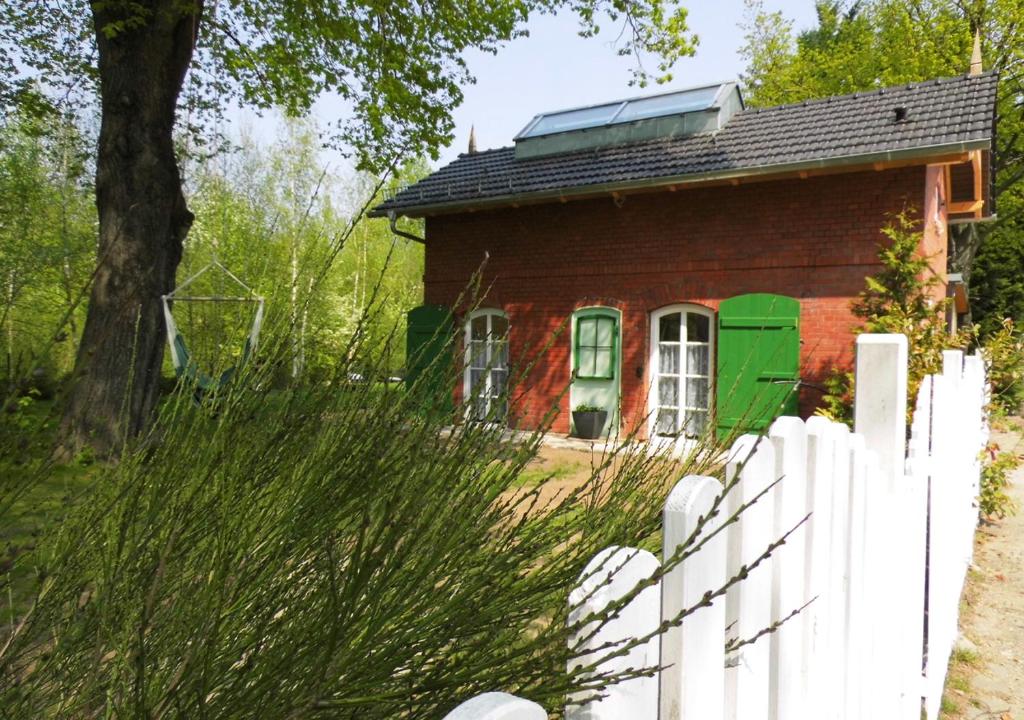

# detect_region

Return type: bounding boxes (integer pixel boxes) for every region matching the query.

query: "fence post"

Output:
[566,546,661,720]
[443,692,547,720]
[659,475,727,720]
[854,334,908,487]
[724,435,776,720]
[853,334,911,720]
[768,417,808,720]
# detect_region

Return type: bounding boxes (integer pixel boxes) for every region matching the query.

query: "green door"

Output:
[715,293,800,440]
[406,305,453,413]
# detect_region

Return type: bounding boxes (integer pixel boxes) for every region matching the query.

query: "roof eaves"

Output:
[370,137,992,218]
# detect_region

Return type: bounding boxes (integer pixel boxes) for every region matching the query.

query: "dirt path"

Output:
[943,424,1024,719]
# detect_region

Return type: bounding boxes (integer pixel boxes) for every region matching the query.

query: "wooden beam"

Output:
[948,199,984,214]
[927,153,972,166]
[971,150,984,218]
[943,164,952,208]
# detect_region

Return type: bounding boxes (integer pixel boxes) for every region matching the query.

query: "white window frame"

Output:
[463,308,509,422]
[648,304,715,442]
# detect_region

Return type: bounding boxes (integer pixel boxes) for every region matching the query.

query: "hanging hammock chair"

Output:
[161,260,265,398]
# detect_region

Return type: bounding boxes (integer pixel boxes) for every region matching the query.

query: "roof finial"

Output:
[970,29,983,75]
[468,125,478,154]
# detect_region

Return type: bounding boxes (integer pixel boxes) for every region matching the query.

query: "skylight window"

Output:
[614,86,720,124]
[523,103,622,137]
[515,83,727,140]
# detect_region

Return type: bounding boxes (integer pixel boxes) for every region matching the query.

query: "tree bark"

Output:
[59,1,201,456]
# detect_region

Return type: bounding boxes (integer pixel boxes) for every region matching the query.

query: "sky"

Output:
[239,0,820,173]
[428,0,819,166]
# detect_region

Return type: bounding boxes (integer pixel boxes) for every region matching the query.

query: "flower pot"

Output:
[572,410,608,440]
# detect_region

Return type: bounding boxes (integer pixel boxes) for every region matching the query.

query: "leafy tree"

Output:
[971,185,1024,335]
[176,120,426,385]
[0,110,96,392]
[739,0,1024,334]
[0,0,698,456]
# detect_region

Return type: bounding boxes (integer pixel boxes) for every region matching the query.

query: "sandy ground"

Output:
[943,424,1024,719]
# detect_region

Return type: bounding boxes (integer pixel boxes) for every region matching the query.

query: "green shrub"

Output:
[816,370,854,426]
[980,318,1024,416]
[818,211,971,425]
[0,318,736,718]
[980,442,1020,519]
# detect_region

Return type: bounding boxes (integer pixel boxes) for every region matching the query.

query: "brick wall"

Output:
[422,166,942,436]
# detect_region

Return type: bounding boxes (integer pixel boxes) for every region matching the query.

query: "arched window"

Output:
[464,309,509,422]
[649,305,714,438]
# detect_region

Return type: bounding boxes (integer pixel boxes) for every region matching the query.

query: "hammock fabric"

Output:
[161,297,264,393]
[161,260,265,397]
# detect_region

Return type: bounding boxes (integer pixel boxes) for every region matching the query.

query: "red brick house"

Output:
[372,74,997,442]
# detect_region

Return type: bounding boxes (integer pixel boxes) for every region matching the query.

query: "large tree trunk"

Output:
[59,2,201,457]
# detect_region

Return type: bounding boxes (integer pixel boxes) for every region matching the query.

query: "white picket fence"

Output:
[444,334,988,720]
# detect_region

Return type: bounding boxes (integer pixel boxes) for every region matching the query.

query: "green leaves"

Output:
[0,110,96,387]
[5,1,697,174]
[740,0,974,109]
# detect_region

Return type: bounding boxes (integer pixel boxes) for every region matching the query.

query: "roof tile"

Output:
[373,73,997,217]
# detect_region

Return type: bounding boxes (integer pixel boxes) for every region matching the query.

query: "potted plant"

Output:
[572,403,608,440]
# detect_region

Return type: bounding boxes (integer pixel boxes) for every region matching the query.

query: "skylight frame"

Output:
[513,82,733,141]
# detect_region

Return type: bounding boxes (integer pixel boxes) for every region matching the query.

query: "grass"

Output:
[938,647,980,719]
[514,460,583,488]
[0,397,101,626]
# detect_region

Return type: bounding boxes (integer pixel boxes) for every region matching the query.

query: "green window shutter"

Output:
[406,304,453,413]
[575,312,617,380]
[715,293,800,441]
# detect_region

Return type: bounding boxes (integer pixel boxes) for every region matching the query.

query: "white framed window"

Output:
[463,309,509,422]
[648,305,714,439]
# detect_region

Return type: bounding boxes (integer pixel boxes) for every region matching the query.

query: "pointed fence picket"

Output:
[566,546,661,720]
[444,335,988,720]
[659,475,726,720]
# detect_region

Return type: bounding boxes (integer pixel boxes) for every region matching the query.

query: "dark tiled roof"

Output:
[372,73,997,217]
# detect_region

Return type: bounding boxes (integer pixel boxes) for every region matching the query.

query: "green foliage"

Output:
[980,318,1024,415]
[816,370,854,425]
[979,441,1019,519]
[177,119,426,383]
[2,0,698,173]
[970,205,1024,337]
[0,110,426,393]
[573,403,605,413]
[0,308,734,718]
[740,0,972,109]
[0,110,96,389]
[855,212,969,411]
[818,212,968,423]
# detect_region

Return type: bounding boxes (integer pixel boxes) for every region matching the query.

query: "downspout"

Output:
[387,210,425,243]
